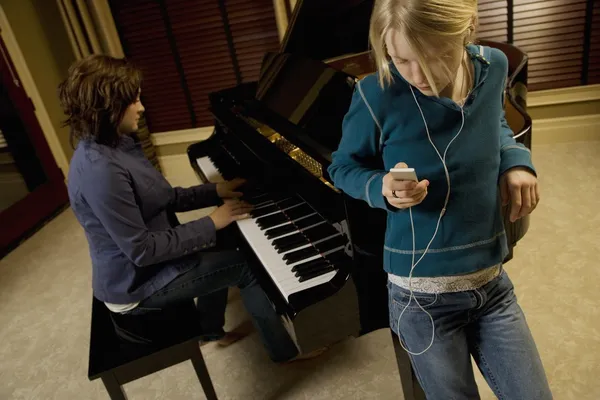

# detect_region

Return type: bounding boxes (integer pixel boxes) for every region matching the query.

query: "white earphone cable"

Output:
[396,85,466,356]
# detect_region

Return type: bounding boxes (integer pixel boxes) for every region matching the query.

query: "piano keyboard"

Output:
[196,155,344,300]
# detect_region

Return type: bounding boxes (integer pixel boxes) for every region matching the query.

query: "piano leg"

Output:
[391,330,426,400]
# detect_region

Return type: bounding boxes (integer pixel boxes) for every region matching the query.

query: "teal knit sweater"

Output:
[328,45,535,277]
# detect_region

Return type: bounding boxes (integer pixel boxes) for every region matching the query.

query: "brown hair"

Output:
[58,54,141,148]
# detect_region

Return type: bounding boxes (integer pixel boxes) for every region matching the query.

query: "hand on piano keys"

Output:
[209,198,254,230]
[216,177,247,199]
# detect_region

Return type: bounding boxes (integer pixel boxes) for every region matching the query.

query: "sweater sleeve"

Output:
[168,183,220,212]
[328,80,391,211]
[494,49,537,177]
[83,161,217,267]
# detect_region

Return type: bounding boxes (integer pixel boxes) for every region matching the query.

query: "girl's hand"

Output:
[499,167,540,222]
[209,199,253,230]
[382,162,430,209]
[216,178,246,199]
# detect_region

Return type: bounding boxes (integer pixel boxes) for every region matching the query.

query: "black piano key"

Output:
[264,214,323,239]
[283,236,345,266]
[265,223,296,239]
[251,204,278,218]
[257,213,288,229]
[276,196,303,210]
[295,262,332,278]
[291,256,327,272]
[265,192,290,204]
[283,246,319,265]
[273,232,302,249]
[315,235,347,253]
[284,204,313,221]
[303,224,339,242]
[324,249,349,264]
[294,214,325,229]
[275,234,310,253]
[298,266,336,282]
[293,258,329,274]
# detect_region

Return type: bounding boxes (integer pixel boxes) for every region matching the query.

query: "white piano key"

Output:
[237,217,336,300]
[196,156,226,183]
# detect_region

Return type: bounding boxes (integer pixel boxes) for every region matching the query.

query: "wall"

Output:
[0,0,75,161]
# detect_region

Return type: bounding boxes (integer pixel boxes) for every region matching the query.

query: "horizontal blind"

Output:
[225,0,280,83]
[478,0,508,43]
[110,0,280,133]
[513,0,588,91]
[590,0,600,84]
[109,0,192,132]
[166,0,238,128]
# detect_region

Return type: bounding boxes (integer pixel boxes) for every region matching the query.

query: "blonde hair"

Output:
[369,0,478,93]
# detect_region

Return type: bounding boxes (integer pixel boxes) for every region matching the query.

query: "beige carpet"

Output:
[1,140,599,399]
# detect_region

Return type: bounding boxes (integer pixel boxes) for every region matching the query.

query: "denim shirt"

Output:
[68,134,219,304]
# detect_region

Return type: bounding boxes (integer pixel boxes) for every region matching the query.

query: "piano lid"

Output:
[249,51,356,163]
[280,0,375,63]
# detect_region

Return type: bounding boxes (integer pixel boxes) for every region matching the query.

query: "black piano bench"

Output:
[87,297,218,400]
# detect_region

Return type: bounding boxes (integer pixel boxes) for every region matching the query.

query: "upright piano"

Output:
[187,0,533,356]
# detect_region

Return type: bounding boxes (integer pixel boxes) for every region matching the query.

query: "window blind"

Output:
[478,0,509,43]
[513,0,588,91]
[110,0,192,132]
[165,0,238,128]
[589,0,600,84]
[109,0,279,133]
[225,0,280,83]
[110,0,598,134]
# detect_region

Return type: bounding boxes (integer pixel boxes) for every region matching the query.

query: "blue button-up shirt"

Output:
[68,134,219,304]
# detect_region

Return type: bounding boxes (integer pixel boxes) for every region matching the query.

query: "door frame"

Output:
[0,26,69,255]
[0,5,69,177]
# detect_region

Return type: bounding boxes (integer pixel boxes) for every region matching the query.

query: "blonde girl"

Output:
[328,0,552,398]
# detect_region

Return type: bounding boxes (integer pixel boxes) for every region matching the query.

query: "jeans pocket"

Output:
[390,284,438,311]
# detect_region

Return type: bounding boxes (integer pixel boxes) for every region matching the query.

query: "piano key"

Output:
[265,223,297,239]
[298,266,336,283]
[251,204,279,218]
[291,256,328,273]
[323,249,348,264]
[276,196,303,209]
[284,234,346,265]
[283,246,319,265]
[235,217,336,301]
[315,235,347,253]
[303,224,339,242]
[293,259,330,276]
[257,213,288,229]
[274,233,310,253]
[293,214,325,229]
[284,203,313,220]
[265,213,324,239]
[196,156,226,183]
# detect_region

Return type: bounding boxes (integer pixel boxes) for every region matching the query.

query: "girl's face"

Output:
[118,91,144,134]
[385,29,464,96]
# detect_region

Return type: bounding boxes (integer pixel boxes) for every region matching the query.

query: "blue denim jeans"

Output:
[388,270,552,400]
[135,249,299,363]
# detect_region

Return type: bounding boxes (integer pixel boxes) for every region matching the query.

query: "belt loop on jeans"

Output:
[474,289,485,310]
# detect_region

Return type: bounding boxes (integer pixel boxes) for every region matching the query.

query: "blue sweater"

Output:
[328,45,535,277]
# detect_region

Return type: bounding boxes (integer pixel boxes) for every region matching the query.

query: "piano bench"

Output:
[87,297,218,400]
